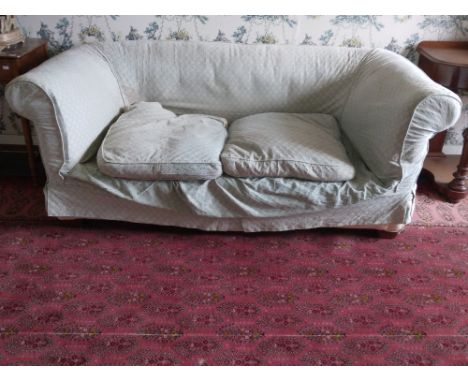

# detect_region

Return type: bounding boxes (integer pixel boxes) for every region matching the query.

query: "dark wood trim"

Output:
[377,230,403,239]
[0,38,48,59]
[0,38,48,184]
[0,149,45,183]
[417,40,468,203]
[0,144,39,152]
[446,128,468,202]
[421,135,468,203]
[417,41,468,68]
[20,117,38,185]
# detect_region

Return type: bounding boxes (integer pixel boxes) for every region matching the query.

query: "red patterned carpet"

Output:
[412,182,468,227]
[1,176,468,365]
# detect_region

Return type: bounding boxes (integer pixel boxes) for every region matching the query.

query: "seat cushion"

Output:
[97,102,228,180]
[221,112,355,181]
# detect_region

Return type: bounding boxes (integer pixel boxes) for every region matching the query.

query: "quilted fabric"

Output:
[96,102,228,181]
[221,113,355,181]
[4,41,463,231]
[65,134,404,222]
[341,49,461,182]
[45,176,415,232]
[5,44,125,177]
[90,41,368,121]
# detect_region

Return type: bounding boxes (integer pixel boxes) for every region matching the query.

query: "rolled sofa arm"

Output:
[340,48,462,185]
[6,44,125,181]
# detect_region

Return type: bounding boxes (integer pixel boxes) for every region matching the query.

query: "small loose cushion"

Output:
[97,102,228,180]
[221,112,355,181]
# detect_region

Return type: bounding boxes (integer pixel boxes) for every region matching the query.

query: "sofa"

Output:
[5,41,462,234]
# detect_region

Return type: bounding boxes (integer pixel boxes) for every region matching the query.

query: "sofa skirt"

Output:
[45,179,416,233]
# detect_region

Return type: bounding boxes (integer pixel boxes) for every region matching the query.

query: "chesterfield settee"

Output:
[5,41,462,234]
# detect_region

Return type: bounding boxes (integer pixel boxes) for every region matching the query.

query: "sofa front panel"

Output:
[93,41,369,121]
[45,177,415,232]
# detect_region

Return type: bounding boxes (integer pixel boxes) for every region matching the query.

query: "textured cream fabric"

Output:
[68,134,397,219]
[96,102,228,180]
[46,176,416,232]
[4,41,463,232]
[341,49,461,183]
[221,112,355,181]
[91,41,368,122]
[5,45,125,177]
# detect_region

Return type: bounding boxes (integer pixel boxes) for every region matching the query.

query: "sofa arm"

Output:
[340,48,462,185]
[6,44,125,180]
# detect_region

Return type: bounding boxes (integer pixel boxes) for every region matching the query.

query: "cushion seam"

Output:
[221,157,349,167]
[100,160,222,166]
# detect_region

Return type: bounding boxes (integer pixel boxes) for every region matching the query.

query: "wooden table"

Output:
[0,38,48,184]
[417,41,468,203]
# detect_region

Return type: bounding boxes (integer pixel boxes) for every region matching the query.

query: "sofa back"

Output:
[7,41,461,185]
[92,41,369,121]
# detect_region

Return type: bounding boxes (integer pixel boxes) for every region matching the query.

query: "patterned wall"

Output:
[1,15,467,148]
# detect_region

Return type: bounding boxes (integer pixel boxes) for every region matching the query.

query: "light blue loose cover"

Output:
[96,102,228,181]
[221,112,356,181]
[5,41,463,231]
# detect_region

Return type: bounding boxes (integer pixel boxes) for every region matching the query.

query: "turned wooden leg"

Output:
[446,128,468,203]
[20,117,38,185]
[377,231,401,239]
[377,224,406,239]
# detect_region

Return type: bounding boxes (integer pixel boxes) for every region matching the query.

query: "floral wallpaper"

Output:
[1,15,467,149]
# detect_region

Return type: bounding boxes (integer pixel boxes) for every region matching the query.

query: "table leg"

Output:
[445,128,468,203]
[20,117,38,185]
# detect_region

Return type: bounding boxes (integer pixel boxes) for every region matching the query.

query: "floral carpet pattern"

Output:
[0,177,468,365]
[412,182,468,227]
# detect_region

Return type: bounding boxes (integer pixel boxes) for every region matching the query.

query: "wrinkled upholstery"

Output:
[92,41,367,120]
[97,102,228,181]
[6,45,125,178]
[5,41,462,232]
[341,49,461,184]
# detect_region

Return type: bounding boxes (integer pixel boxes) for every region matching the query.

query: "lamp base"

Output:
[0,29,25,51]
